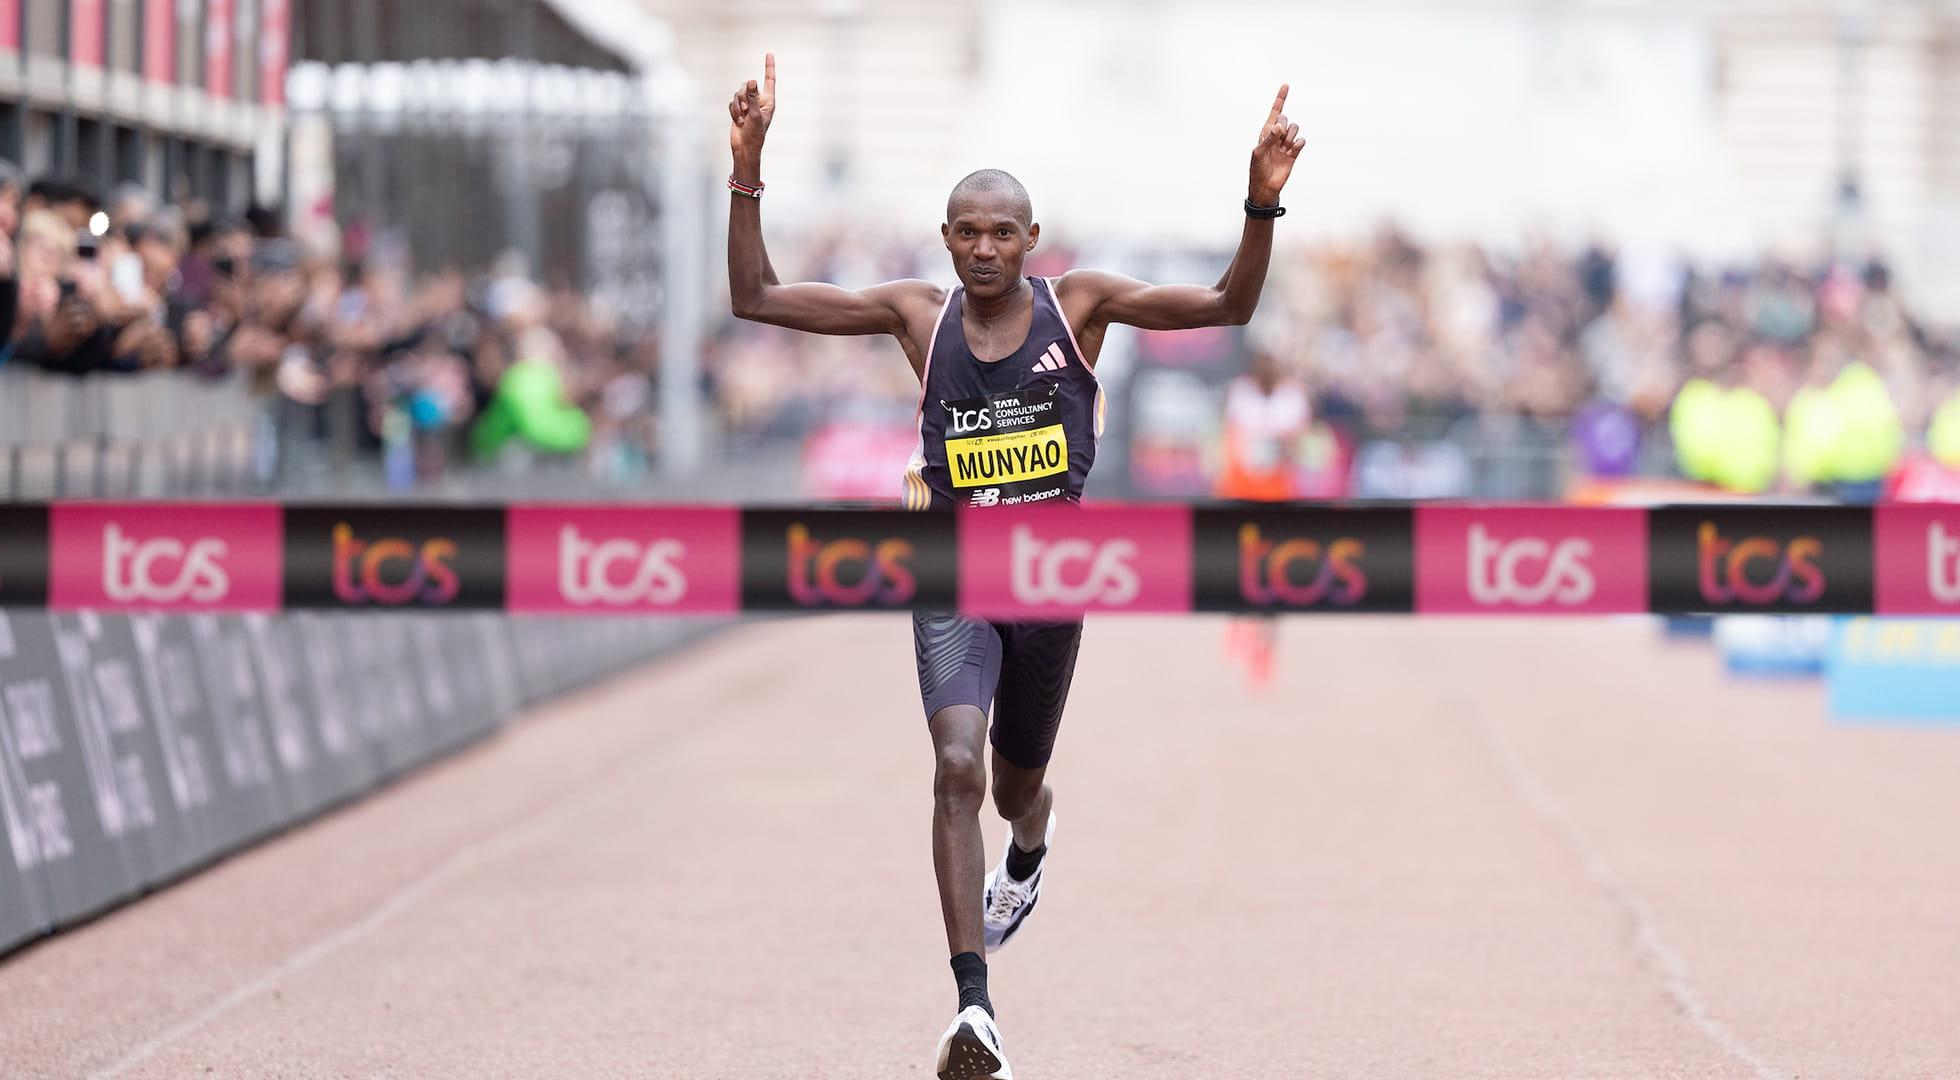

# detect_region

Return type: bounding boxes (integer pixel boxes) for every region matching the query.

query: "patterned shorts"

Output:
[911,612,1084,770]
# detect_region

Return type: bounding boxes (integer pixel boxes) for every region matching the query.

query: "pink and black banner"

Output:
[1,502,1956,617]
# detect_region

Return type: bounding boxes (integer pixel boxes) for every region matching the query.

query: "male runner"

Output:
[726,54,1304,1079]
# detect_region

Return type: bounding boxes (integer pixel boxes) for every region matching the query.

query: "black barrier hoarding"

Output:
[26,614,158,926]
[0,611,58,949]
[282,507,506,611]
[740,509,957,612]
[471,615,525,719]
[0,608,719,956]
[334,615,435,778]
[1648,505,1875,614]
[0,506,49,608]
[1191,506,1416,612]
[240,613,342,819]
[289,612,385,803]
[181,615,294,854]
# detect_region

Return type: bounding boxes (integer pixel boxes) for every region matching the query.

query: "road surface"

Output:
[4,615,1957,1078]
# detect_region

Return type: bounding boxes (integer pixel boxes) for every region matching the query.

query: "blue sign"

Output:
[1714,615,1832,677]
[1827,618,1960,724]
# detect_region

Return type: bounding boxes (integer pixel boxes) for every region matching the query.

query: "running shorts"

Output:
[912,612,1084,770]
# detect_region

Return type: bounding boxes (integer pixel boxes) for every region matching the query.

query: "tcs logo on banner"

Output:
[1931,522,1960,604]
[1010,525,1140,607]
[787,523,916,606]
[102,524,229,603]
[49,504,282,611]
[558,526,686,606]
[1696,522,1825,606]
[1237,524,1366,607]
[332,524,460,606]
[1467,524,1594,606]
[1415,508,1640,614]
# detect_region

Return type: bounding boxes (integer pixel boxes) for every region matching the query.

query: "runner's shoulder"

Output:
[1050,268,1142,320]
[1050,268,1135,301]
[864,278,948,322]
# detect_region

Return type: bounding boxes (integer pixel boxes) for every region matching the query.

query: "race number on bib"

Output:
[942,384,1070,506]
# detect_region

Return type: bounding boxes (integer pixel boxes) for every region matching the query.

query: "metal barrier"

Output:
[0,369,262,502]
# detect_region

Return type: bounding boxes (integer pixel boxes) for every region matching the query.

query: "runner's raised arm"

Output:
[726,54,938,338]
[1055,83,1305,335]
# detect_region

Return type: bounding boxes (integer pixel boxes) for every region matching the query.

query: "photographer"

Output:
[8,202,186,375]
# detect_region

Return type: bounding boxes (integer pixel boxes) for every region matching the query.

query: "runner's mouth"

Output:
[970,266,1000,279]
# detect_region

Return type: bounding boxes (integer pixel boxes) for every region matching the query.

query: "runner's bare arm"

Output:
[1058,83,1305,333]
[726,54,939,336]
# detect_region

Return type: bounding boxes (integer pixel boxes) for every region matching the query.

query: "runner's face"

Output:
[943,194,1037,300]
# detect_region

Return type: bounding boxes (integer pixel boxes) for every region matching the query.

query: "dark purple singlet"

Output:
[903,276,1105,511]
[905,276,1105,769]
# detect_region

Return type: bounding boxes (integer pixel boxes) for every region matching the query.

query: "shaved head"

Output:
[947,169,1032,227]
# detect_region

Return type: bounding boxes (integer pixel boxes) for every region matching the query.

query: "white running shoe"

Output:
[982,811,1056,954]
[935,1004,1013,1080]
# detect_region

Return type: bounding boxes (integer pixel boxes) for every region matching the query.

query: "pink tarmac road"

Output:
[4,616,1959,1079]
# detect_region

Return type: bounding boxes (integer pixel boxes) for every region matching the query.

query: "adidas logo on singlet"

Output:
[1032,342,1069,373]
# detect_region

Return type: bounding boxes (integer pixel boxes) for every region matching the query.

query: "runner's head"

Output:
[943,169,1038,301]
[1247,348,1280,391]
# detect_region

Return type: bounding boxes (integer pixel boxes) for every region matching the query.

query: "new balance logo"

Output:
[1032,342,1069,373]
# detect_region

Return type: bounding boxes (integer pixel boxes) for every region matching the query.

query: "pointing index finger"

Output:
[1266,83,1289,126]
[764,53,776,94]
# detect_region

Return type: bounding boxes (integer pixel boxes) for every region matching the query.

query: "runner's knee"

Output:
[933,744,986,816]
[991,767,1042,821]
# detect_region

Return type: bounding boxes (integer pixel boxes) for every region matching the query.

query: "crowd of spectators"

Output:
[1254,226,1954,447]
[11,159,1955,495]
[706,221,1960,493]
[0,164,660,486]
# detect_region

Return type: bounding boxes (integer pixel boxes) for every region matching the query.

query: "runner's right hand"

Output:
[729,53,776,167]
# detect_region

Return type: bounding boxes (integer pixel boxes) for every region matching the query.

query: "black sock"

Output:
[951,951,993,1017]
[1004,839,1046,882]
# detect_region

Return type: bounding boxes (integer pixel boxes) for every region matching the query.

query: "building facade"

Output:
[0,0,289,211]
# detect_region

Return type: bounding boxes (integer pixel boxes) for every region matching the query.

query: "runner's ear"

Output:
[1026,223,1039,251]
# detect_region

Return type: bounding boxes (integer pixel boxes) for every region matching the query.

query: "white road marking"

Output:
[1461,704,1788,1080]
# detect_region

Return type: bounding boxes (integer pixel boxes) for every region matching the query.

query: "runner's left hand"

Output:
[1248,84,1305,206]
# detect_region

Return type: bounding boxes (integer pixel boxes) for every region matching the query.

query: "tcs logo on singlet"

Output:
[786,523,916,606]
[1237,524,1366,607]
[48,504,282,611]
[1696,522,1825,606]
[950,404,993,434]
[331,524,460,606]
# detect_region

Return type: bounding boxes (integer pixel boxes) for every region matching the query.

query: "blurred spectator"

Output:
[0,157,663,487]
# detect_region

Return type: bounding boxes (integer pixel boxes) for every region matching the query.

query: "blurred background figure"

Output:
[1215,344,1311,687]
